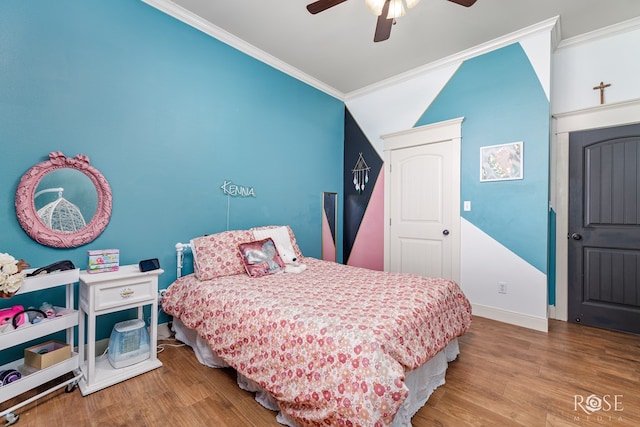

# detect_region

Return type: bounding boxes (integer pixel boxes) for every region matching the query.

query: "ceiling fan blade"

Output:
[448,0,477,6]
[306,0,348,15]
[374,1,393,42]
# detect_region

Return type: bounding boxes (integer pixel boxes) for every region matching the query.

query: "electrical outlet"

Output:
[498,282,507,294]
[157,289,167,305]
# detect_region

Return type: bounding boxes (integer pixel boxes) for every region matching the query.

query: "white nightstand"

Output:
[77,264,163,395]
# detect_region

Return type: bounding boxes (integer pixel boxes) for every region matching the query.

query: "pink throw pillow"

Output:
[191,230,254,280]
[238,238,285,277]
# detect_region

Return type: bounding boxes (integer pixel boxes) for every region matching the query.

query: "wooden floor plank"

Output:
[2,316,638,426]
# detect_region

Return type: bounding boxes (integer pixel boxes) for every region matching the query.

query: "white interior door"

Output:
[383,119,461,282]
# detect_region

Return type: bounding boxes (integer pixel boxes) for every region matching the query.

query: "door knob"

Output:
[570,233,582,240]
[442,229,450,236]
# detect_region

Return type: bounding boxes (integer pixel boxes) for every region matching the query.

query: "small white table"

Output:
[77,265,163,395]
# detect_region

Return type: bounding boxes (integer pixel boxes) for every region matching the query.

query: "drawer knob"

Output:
[120,288,134,298]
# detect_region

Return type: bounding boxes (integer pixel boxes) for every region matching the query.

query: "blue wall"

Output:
[417,43,550,274]
[0,0,344,361]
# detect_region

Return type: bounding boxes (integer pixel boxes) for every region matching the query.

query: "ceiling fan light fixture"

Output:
[366,0,419,18]
[387,0,406,18]
[307,0,476,44]
[365,0,386,16]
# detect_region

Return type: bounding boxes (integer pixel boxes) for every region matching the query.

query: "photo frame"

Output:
[480,142,523,182]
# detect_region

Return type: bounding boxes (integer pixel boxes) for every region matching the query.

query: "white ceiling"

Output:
[148,0,640,96]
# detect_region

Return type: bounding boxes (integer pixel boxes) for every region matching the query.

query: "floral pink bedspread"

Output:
[163,258,472,427]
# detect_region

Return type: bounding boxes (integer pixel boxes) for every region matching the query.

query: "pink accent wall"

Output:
[322,211,336,262]
[347,169,384,270]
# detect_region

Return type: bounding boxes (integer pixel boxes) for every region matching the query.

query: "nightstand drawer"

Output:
[93,278,155,311]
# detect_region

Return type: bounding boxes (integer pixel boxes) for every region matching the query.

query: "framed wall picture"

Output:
[480,141,523,182]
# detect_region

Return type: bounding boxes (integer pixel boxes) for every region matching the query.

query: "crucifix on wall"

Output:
[593,81,611,104]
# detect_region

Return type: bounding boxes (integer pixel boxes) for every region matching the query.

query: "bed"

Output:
[162,225,472,427]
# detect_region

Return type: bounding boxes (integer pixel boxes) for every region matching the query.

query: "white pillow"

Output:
[252,226,296,263]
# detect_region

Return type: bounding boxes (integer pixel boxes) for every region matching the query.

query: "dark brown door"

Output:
[568,123,640,334]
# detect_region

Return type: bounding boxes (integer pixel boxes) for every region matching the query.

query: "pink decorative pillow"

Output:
[238,238,285,277]
[250,225,303,259]
[191,230,254,280]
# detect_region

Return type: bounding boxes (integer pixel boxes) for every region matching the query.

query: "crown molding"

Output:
[550,15,562,51]
[557,16,640,49]
[141,0,344,100]
[140,1,640,104]
[346,16,560,100]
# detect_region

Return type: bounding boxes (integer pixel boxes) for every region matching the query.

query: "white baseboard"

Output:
[75,323,173,355]
[94,338,109,357]
[74,338,110,356]
[157,322,172,340]
[147,322,173,340]
[472,303,548,332]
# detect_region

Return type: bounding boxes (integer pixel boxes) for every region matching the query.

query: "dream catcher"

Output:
[351,153,370,194]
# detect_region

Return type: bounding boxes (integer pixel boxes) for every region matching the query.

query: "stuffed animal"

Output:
[279,248,307,274]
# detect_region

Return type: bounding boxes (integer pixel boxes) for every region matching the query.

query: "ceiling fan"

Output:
[307,0,477,42]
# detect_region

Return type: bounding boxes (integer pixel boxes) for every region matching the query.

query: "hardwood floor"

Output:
[3,316,639,426]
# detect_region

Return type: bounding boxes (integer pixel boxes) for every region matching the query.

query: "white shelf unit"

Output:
[77,265,163,396]
[0,268,82,424]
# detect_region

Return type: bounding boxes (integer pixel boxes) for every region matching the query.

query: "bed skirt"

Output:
[172,318,459,426]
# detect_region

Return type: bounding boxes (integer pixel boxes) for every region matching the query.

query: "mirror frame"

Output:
[322,192,337,262]
[15,151,112,248]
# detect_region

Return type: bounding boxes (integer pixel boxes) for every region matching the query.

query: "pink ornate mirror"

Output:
[15,152,112,248]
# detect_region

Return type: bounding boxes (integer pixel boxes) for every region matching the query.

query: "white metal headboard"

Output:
[175,242,191,278]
